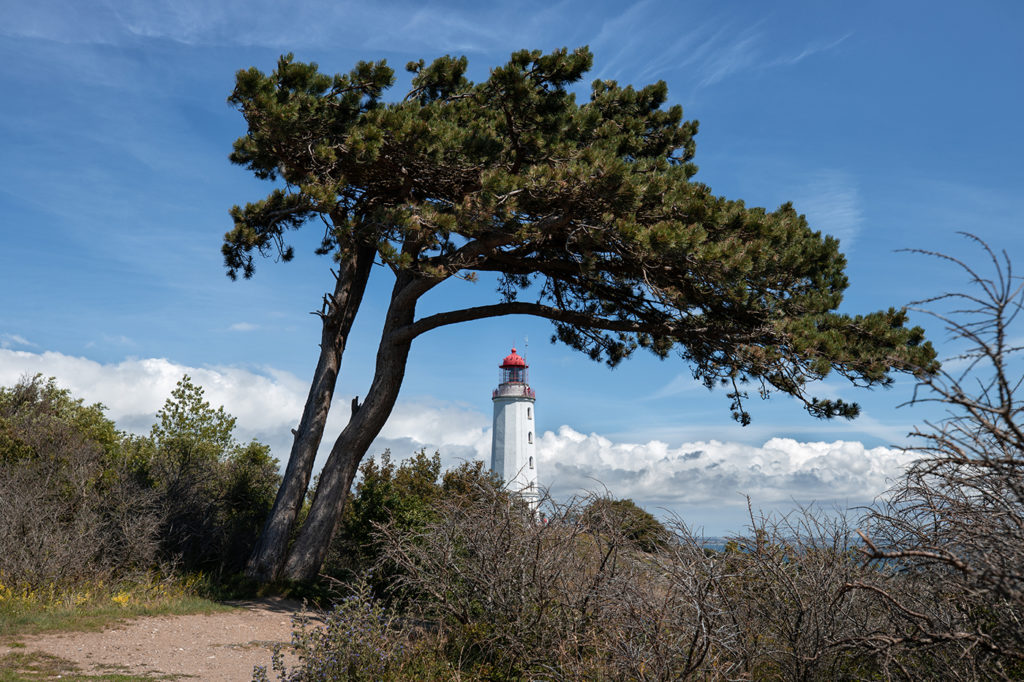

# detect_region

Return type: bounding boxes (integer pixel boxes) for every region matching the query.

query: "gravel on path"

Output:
[0,597,308,681]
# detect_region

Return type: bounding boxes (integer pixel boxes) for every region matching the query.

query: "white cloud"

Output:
[0,349,913,533]
[229,322,259,332]
[0,349,305,450]
[537,426,911,508]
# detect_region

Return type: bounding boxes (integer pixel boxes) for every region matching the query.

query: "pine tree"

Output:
[225,47,937,581]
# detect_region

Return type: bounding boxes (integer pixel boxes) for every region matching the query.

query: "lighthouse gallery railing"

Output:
[492,384,536,399]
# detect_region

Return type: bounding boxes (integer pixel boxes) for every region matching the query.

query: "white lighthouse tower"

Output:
[490,347,539,506]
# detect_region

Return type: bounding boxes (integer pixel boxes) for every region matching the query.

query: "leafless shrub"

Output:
[706,506,891,681]
[589,516,732,680]
[856,236,1024,678]
[374,479,923,680]
[0,376,161,587]
[376,482,729,680]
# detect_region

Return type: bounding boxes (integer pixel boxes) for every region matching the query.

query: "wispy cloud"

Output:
[85,334,136,349]
[0,334,35,349]
[588,0,664,81]
[647,372,708,400]
[229,322,259,332]
[3,0,849,96]
[690,24,764,88]
[2,0,574,55]
[792,170,864,249]
[588,3,849,90]
[768,31,853,68]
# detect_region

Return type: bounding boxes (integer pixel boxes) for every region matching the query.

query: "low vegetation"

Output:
[259,239,1024,681]
[0,573,228,639]
[0,374,274,640]
[0,648,160,682]
[2,238,1021,680]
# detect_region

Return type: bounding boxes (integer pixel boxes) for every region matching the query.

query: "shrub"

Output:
[0,374,280,587]
[580,496,669,553]
[377,483,727,679]
[253,579,451,682]
[0,375,161,587]
[857,237,1024,676]
[327,450,443,586]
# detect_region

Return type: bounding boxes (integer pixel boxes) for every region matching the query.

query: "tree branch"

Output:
[391,301,659,345]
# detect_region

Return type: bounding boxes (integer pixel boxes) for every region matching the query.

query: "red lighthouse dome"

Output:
[500,347,527,369]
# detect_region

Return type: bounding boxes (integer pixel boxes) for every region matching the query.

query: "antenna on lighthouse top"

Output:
[524,336,529,358]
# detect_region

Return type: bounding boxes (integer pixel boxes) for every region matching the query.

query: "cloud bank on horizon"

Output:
[0,346,912,532]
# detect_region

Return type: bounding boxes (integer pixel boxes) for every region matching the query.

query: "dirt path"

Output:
[0,597,309,681]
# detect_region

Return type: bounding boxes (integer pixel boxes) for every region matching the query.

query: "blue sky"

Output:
[1,0,1021,532]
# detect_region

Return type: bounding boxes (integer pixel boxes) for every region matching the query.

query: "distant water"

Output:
[698,537,728,552]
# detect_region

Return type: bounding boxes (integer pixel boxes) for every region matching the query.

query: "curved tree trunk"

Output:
[245,245,375,582]
[280,275,423,582]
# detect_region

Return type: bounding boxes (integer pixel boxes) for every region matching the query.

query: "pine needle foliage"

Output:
[225,46,935,424]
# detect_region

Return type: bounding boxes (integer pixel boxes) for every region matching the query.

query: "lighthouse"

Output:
[490,347,539,506]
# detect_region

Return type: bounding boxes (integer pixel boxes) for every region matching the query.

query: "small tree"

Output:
[150,374,236,466]
[136,375,280,573]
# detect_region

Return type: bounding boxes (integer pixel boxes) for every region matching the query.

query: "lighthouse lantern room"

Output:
[490,348,539,506]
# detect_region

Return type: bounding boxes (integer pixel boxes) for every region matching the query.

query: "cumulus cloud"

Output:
[0,349,306,451]
[0,348,912,532]
[537,426,911,507]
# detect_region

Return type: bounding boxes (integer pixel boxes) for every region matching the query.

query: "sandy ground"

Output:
[0,597,309,681]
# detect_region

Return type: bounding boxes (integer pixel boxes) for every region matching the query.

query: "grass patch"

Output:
[0,574,234,638]
[0,649,165,681]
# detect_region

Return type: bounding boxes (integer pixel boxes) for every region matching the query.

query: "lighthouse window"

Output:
[529,456,534,469]
[527,407,532,419]
[528,431,533,444]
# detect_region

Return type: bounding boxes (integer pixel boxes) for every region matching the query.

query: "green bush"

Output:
[0,374,280,588]
[325,453,504,601]
[580,496,669,553]
[130,375,281,575]
[328,449,443,583]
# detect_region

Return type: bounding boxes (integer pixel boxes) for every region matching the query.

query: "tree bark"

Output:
[245,245,375,582]
[280,273,426,582]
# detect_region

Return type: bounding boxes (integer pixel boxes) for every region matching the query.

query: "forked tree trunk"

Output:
[280,275,422,582]
[245,246,375,583]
